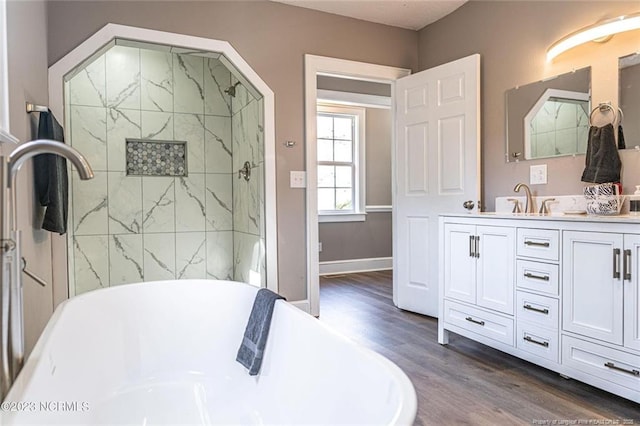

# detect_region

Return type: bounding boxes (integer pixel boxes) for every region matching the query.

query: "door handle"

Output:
[474,236,480,258]
[624,249,631,281]
[613,248,621,279]
[469,235,475,257]
[463,200,475,211]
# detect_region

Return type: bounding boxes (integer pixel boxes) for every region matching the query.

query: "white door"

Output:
[442,223,476,305]
[476,226,515,315]
[624,234,640,351]
[562,231,624,345]
[393,54,480,316]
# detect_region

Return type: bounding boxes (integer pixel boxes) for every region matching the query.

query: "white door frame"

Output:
[304,54,410,316]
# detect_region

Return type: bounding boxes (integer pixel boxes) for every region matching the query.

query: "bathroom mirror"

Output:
[619,52,640,149]
[505,67,591,162]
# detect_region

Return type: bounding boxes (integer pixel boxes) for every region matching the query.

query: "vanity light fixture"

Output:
[547,12,640,62]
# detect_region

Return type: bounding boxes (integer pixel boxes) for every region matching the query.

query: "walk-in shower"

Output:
[62,37,268,296]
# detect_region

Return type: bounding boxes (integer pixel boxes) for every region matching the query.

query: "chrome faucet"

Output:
[514,183,534,214]
[1,139,93,401]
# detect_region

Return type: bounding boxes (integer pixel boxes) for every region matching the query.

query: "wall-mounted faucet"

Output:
[513,183,534,214]
[0,139,93,401]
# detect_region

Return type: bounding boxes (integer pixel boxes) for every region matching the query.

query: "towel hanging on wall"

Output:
[34,111,69,234]
[581,123,621,184]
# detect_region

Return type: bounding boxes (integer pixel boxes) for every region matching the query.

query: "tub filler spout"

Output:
[1,139,93,401]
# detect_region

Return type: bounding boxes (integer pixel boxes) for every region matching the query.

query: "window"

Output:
[0,0,16,144]
[317,104,365,222]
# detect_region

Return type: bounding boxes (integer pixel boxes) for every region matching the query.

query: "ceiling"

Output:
[271,0,467,31]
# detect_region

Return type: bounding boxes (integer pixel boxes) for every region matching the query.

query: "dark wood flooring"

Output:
[319,270,640,425]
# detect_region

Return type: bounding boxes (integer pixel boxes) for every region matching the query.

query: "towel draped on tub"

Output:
[237,288,285,376]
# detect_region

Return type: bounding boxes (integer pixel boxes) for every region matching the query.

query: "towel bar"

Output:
[25,103,47,113]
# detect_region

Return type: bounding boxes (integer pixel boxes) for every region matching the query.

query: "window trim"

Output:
[316,103,365,222]
[0,0,18,144]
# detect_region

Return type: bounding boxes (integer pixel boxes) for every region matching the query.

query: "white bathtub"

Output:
[1,280,416,425]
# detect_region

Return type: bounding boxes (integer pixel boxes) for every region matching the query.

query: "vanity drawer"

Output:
[443,300,514,346]
[516,291,558,329]
[562,335,640,392]
[516,322,559,363]
[516,259,559,296]
[517,228,559,261]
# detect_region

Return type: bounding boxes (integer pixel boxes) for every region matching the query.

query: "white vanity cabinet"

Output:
[441,222,515,347]
[439,214,640,404]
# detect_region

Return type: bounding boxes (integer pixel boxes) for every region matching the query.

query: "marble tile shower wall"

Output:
[67,45,242,294]
[230,84,265,286]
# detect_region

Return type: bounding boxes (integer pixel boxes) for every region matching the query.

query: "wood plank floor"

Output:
[319,270,640,425]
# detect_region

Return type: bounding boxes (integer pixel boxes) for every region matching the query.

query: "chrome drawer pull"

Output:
[469,235,474,257]
[523,335,549,347]
[604,362,640,376]
[524,272,550,281]
[465,316,485,326]
[613,248,621,279]
[624,249,632,280]
[523,304,549,315]
[524,240,550,247]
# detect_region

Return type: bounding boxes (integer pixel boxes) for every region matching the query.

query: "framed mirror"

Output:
[506,67,591,162]
[619,52,640,149]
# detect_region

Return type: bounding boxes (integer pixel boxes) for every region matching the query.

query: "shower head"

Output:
[225,81,242,97]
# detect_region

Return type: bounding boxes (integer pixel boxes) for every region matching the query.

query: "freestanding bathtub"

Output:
[0,280,416,425]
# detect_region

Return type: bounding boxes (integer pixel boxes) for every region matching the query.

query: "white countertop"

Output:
[441,212,640,223]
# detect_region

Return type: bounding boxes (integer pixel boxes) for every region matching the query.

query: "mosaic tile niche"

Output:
[66,42,265,295]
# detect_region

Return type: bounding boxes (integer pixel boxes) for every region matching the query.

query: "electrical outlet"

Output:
[318,242,322,252]
[290,171,306,188]
[530,164,547,185]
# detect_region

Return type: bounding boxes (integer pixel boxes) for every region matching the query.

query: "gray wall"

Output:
[46,0,418,300]
[5,0,52,355]
[319,107,392,262]
[418,1,640,210]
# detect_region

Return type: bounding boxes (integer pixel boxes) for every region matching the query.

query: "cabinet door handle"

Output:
[613,248,621,279]
[523,335,549,348]
[624,249,632,281]
[474,236,480,258]
[469,235,475,257]
[604,362,640,376]
[524,272,550,281]
[523,304,549,315]
[524,240,550,248]
[465,316,485,326]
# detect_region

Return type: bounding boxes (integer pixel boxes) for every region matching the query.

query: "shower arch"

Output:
[48,23,277,302]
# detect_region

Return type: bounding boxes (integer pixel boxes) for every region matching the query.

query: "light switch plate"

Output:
[530,164,547,185]
[290,171,306,188]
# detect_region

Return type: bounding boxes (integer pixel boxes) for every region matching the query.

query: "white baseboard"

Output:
[319,257,392,276]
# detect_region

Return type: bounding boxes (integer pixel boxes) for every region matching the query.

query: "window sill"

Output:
[319,213,366,223]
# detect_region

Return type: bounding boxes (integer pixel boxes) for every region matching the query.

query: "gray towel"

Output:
[236,288,285,376]
[34,111,69,234]
[581,123,621,184]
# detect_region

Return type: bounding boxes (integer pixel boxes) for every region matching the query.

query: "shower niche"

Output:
[57,33,272,296]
